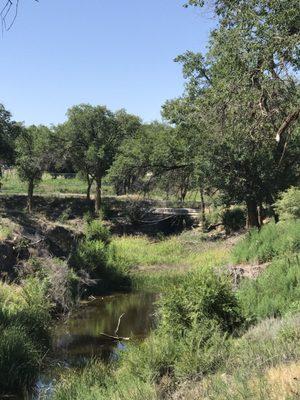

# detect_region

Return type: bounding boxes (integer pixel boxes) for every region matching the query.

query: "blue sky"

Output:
[0,0,215,126]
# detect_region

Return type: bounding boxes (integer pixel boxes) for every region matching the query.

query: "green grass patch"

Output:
[113,233,230,270]
[1,170,113,196]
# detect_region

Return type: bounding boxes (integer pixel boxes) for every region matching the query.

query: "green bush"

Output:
[75,239,109,276]
[159,267,243,335]
[85,219,111,245]
[72,238,131,292]
[222,207,246,233]
[206,206,224,227]
[274,186,300,221]
[237,256,300,321]
[232,220,300,263]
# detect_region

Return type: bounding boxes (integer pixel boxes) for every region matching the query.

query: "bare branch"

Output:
[1,0,38,33]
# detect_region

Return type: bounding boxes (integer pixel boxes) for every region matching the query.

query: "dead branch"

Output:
[115,312,125,336]
[275,107,300,143]
[100,312,130,341]
[1,0,38,32]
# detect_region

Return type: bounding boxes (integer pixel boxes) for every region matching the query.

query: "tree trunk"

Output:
[86,174,93,201]
[266,193,279,223]
[258,202,265,226]
[95,176,102,213]
[200,187,206,227]
[27,179,34,213]
[246,198,260,228]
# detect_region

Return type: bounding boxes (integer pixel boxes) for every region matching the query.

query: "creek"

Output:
[31,292,158,399]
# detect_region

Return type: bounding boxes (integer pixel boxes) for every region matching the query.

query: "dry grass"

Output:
[266,362,300,399]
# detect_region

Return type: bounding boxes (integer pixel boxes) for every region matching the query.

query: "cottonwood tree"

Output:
[108,122,200,203]
[64,104,136,212]
[15,125,51,212]
[167,0,300,227]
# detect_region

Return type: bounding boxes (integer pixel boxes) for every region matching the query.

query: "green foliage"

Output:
[0,104,20,166]
[85,219,111,245]
[222,207,246,233]
[274,186,300,221]
[173,320,229,380]
[232,220,300,263]
[159,267,243,335]
[238,256,300,321]
[205,206,224,227]
[15,125,51,185]
[166,0,300,228]
[72,224,131,292]
[74,239,109,276]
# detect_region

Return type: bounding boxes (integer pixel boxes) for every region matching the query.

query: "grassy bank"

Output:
[52,219,300,400]
[0,278,51,395]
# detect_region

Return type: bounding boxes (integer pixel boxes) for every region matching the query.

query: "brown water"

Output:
[33,292,158,399]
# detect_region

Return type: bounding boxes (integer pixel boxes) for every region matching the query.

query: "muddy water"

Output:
[33,292,157,399]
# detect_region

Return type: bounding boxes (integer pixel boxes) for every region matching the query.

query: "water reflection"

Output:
[31,292,157,399]
[52,291,157,364]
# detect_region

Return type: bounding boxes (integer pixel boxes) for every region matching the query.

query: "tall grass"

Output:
[238,255,300,321]
[0,278,51,395]
[232,220,300,263]
[112,234,230,270]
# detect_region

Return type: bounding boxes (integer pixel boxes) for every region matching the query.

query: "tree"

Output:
[165,0,300,227]
[0,104,20,187]
[15,125,51,212]
[0,104,20,164]
[64,104,126,212]
[108,121,200,204]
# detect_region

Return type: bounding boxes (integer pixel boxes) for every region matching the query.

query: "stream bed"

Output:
[32,292,158,399]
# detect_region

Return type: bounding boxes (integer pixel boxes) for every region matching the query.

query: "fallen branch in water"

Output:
[100,312,130,341]
[99,332,130,341]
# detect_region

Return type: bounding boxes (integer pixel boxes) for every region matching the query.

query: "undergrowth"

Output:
[232,220,300,263]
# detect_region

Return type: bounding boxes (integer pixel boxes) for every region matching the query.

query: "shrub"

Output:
[72,238,131,292]
[222,207,246,233]
[206,206,224,227]
[274,186,300,221]
[232,220,300,263]
[75,239,109,276]
[237,256,300,321]
[85,219,111,245]
[159,267,243,335]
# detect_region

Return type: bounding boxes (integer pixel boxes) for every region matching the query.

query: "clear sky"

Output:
[0,0,215,126]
